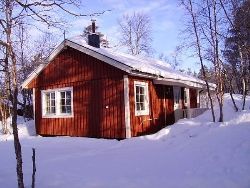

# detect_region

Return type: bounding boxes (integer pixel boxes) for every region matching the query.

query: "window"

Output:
[134,81,149,116]
[184,89,187,104]
[45,92,56,115]
[174,91,180,104]
[60,91,72,114]
[184,88,189,105]
[173,86,181,110]
[42,87,73,118]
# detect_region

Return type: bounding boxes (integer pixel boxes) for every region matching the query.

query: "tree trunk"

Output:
[0,101,8,134]
[218,102,223,122]
[229,80,238,112]
[12,88,24,188]
[5,0,25,186]
[7,35,25,188]
[242,78,247,110]
[217,93,224,122]
[10,49,25,188]
[212,0,224,122]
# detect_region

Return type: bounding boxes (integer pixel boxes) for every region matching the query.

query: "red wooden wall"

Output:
[189,88,198,108]
[30,47,126,139]
[128,77,174,137]
[27,46,197,139]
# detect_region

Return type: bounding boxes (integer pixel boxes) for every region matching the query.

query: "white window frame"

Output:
[184,88,190,108]
[41,87,74,118]
[134,81,149,116]
[173,86,181,110]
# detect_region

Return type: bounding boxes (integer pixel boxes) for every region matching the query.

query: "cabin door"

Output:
[162,85,174,125]
[173,86,182,122]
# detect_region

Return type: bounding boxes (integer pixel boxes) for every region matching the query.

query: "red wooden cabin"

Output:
[22,26,214,139]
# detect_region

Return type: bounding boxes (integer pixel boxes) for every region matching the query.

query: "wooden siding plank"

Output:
[33,47,126,138]
[128,76,176,137]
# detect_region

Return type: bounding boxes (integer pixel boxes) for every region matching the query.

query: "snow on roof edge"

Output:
[22,35,216,90]
[21,64,46,89]
[68,35,209,87]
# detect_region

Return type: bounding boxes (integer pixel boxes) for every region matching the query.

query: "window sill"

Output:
[42,114,74,118]
[135,111,149,116]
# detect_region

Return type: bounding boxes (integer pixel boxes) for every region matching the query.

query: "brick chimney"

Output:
[88,19,100,48]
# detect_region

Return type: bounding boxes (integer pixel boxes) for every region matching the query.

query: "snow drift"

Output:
[0,94,250,188]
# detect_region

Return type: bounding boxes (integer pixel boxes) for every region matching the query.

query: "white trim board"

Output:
[124,75,131,138]
[32,88,37,135]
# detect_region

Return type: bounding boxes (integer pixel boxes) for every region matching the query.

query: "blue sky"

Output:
[43,0,200,72]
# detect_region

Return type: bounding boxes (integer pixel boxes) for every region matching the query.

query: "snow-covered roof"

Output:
[21,35,216,89]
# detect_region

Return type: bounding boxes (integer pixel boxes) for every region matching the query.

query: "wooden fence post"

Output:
[32,148,36,188]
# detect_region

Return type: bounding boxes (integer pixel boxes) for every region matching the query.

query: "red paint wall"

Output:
[128,76,174,137]
[30,47,126,139]
[190,88,198,108]
[27,47,188,139]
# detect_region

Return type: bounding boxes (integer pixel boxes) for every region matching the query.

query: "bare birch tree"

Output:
[181,0,216,122]
[0,1,107,187]
[0,46,11,134]
[159,46,183,70]
[118,12,153,55]
[202,0,225,122]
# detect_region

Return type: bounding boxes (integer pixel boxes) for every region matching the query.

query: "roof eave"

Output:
[153,78,216,90]
[129,70,158,79]
[21,64,46,89]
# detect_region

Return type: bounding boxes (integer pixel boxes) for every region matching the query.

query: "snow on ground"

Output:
[0,116,36,142]
[0,94,250,188]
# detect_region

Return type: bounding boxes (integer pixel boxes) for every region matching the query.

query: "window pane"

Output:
[136,86,140,94]
[66,99,71,105]
[136,94,139,102]
[66,106,71,113]
[61,106,66,113]
[140,87,144,94]
[136,103,140,111]
[46,93,50,100]
[66,91,71,99]
[184,91,187,103]
[174,91,179,104]
[61,98,65,105]
[61,92,65,99]
[46,107,50,113]
[140,95,145,103]
[45,94,50,113]
[51,107,56,113]
[51,92,55,99]
[140,103,145,110]
[51,99,55,107]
